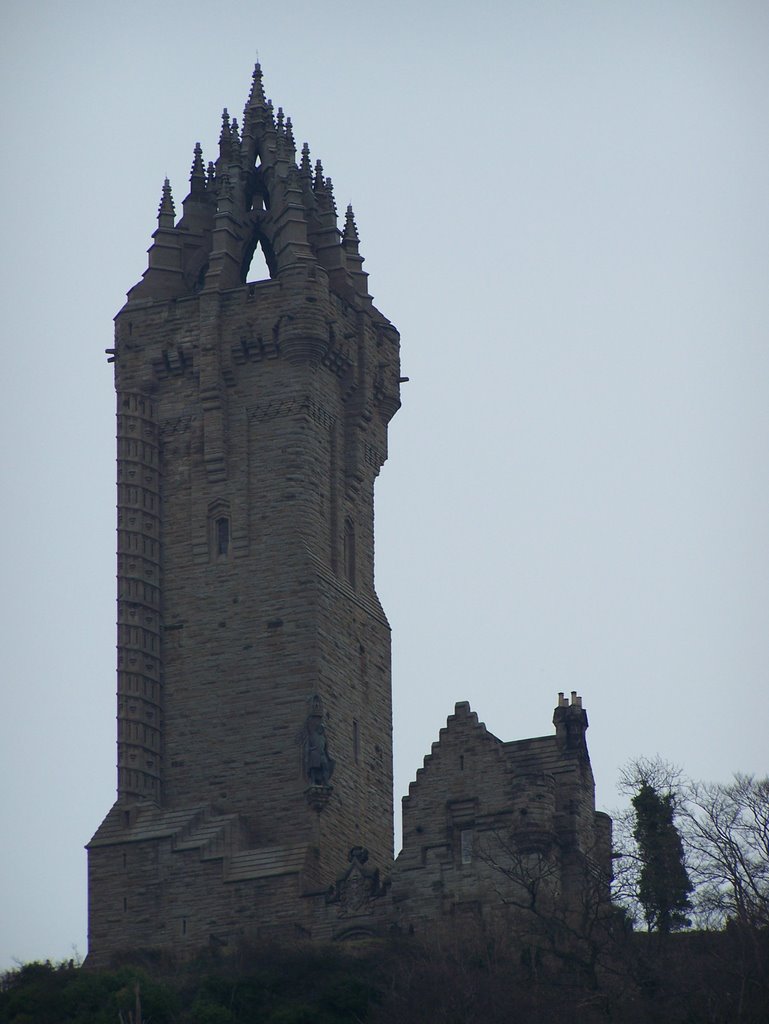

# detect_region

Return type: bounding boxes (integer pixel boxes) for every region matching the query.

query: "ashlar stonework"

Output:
[87,64,611,966]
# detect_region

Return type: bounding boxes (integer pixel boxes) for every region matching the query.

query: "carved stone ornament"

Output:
[327,847,384,918]
[304,783,333,812]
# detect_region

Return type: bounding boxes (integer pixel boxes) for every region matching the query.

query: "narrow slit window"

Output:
[216,517,230,557]
[343,518,356,588]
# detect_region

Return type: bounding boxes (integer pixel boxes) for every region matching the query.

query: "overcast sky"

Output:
[1,0,768,969]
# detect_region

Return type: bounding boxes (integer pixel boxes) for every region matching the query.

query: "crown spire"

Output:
[246,61,266,109]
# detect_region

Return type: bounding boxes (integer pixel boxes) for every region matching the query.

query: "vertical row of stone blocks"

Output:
[116,394,163,802]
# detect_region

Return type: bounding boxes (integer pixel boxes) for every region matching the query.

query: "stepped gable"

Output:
[405,701,503,799]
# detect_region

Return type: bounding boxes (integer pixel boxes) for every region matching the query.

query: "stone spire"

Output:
[218,108,233,162]
[157,178,175,228]
[342,203,369,296]
[343,204,360,248]
[313,159,325,193]
[189,142,206,195]
[245,61,266,110]
[300,142,313,188]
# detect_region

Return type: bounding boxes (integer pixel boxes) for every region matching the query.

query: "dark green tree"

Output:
[632,781,693,933]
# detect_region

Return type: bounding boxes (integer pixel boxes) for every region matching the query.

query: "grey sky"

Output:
[1,0,767,968]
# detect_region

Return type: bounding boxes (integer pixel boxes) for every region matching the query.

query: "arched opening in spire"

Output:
[241,228,277,284]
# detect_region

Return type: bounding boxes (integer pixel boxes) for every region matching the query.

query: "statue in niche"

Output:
[302,694,335,787]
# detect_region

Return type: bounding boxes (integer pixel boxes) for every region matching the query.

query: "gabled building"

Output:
[390,696,612,934]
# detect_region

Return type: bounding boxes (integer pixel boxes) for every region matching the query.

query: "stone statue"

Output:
[303,695,335,786]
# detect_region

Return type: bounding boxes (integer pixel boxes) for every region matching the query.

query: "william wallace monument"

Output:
[87,65,610,964]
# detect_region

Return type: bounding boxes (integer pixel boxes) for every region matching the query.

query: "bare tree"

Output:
[474,827,623,1004]
[683,774,769,931]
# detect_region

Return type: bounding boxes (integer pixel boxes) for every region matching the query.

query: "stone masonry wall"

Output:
[89,263,399,963]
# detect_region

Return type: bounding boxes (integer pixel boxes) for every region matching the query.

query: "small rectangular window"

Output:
[216,517,230,556]
[460,829,473,865]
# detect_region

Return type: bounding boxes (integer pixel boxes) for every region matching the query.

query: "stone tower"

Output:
[87,64,401,964]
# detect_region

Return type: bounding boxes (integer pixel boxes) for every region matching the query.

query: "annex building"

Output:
[87,65,611,965]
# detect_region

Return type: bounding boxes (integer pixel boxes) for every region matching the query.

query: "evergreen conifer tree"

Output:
[632,781,693,932]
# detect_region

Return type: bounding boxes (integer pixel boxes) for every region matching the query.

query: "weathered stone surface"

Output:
[87,64,399,967]
[87,62,611,966]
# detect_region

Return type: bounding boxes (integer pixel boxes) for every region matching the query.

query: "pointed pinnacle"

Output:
[285,116,295,148]
[313,159,325,191]
[158,178,175,224]
[206,161,216,189]
[219,108,231,144]
[300,142,312,178]
[344,204,359,242]
[276,106,285,133]
[246,61,266,108]
[190,142,206,192]
[231,117,241,146]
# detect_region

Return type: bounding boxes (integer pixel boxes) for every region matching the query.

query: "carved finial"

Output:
[247,61,266,108]
[266,98,275,128]
[190,142,206,194]
[343,204,359,243]
[313,159,325,192]
[219,108,231,144]
[157,178,175,227]
[231,117,241,146]
[285,116,295,149]
[276,106,285,133]
[324,177,337,214]
[300,142,312,180]
[206,161,216,190]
